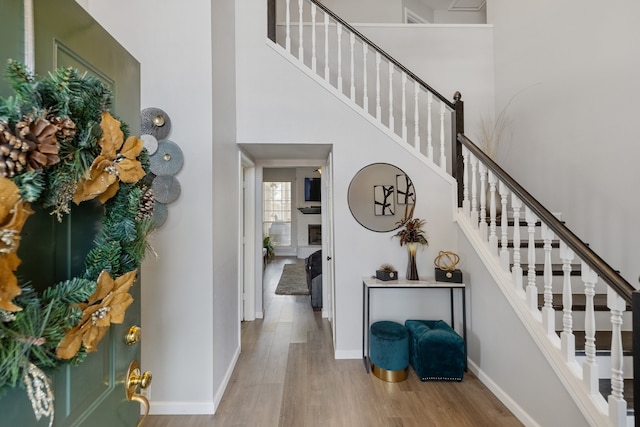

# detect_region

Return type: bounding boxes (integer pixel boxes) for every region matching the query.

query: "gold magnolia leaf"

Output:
[73,112,145,205]
[0,253,22,312]
[56,270,137,359]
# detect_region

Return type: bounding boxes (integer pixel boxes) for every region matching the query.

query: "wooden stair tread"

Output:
[538,293,631,311]
[516,263,582,276]
[566,330,633,354]
[507,240,560,248]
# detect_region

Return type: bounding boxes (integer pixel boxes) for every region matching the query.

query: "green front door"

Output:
[0,0,143,425]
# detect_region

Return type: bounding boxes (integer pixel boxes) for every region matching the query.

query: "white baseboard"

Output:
[213,345,241,411]
[468,356,539,426]
[149,402,215,415]
[334,349,361,359]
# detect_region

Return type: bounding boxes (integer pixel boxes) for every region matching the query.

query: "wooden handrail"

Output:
[457,133,635,303]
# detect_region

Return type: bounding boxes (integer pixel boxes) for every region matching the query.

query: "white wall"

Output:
[83,0,234,415]
[487,0,640,287]
[321,0,404,23]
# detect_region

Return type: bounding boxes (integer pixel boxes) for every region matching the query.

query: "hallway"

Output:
[146,257,522,426]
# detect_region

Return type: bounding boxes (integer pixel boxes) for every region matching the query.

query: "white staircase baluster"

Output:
[525,207,538,312]
[349,32,355,101]
[581,261,599,395]
[511,195,523,291]
[362,43,368,113]
[401,72,407,141]
[541,223,555,335]
[498,181,510,271]
[462,147,470,218]
[607,287,627,427]
[488,171,498,255]
[375,52,381,120]
[414,84,420,150]
[559,241,575,363]
[324,12,329,81]
[285,0,291,52]
[337,23,343,93]
[388,63,395,132]
[439,101,446,168]
[311,4,317,72]
[427,92,433,161]
[478,163,487,240]
[298,0,304,60]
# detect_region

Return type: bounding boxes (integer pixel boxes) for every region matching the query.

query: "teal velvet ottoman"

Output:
[369,321,409,382]
[405,320,465,381]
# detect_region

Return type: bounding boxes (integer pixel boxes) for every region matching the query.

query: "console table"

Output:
[362,276,467,373]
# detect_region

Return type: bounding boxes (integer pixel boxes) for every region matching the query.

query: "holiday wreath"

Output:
[0,60,155,417]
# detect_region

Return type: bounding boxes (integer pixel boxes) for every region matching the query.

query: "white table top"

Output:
[363,276,465,288]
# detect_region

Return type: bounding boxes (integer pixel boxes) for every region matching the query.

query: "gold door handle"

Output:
[126,360,152,427]
[125,325,142,346]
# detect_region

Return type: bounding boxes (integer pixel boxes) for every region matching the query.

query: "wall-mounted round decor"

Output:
[152,175,181,204]
[140,134,159,155]
[149,139,184,176]
[347,163,415,233]
[141,107,172,140]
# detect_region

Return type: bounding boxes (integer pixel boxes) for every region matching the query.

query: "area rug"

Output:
[275,263,309,295]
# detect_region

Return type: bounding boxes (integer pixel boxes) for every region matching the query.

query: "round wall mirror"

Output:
[347,163,415,232]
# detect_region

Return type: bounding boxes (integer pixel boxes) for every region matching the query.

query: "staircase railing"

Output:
[267,1,637,425]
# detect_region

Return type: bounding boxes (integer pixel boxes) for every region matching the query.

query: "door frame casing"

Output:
[239,151,256,322]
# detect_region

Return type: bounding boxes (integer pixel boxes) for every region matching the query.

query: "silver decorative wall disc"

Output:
[149,139,183,176]
[140,134,158,155]
[152,202,168,228]
[141,107,172,140]
[152,175,181,204]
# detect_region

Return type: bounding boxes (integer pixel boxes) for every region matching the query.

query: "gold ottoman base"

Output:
[371,363,408,383]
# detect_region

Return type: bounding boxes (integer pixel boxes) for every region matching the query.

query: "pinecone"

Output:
[136,185,155,222]
[15,117,61,170]
[0,120,34,177]
[49,116,77,143]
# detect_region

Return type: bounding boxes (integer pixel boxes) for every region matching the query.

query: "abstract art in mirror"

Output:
[348,163,415,232]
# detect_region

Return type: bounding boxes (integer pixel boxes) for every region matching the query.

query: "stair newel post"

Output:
[268,0,276,43]
[607,287,627,427]
[478,162,488,240]
[452,91,464,206]
[540,223,556,335]
[470,154,478,227]
[349,32,355,101]
[488,171,498,256]
[511,194,523,291]
[311,3,317,72]
[498,181,510,271]
[559,241,576,363]
[462,147,470,218]
[427,92,434,161]
[525,207,539,312]
[580,261,599,395]
[362,43,369,113]
[285,0,291,52]
[298,0,304,60]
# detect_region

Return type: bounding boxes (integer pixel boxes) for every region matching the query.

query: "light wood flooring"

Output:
[145,257,523,427]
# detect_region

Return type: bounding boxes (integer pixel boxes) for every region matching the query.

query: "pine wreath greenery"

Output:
[0,60,155,393]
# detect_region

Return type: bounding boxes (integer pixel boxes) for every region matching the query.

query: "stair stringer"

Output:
[457,211,611,426]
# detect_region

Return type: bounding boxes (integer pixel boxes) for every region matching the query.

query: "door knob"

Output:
[125,325,141,346]
[126,360,152,427]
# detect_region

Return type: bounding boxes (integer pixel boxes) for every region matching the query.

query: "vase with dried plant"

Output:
[393,216,428,280]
